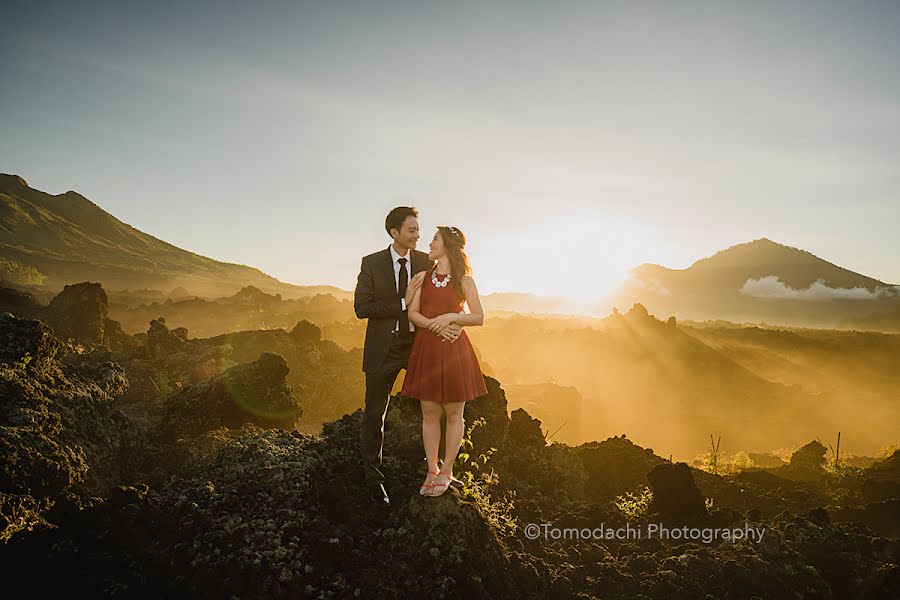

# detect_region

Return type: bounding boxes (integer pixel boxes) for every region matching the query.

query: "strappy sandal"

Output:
[427,471,452,497]
[419,469,440,495]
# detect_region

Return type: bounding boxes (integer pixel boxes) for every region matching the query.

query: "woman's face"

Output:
[428,230,445,260]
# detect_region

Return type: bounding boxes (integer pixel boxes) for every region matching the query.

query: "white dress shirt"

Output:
[389,244,416,333]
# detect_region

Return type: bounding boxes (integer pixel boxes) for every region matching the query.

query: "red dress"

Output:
[401,272,488,404]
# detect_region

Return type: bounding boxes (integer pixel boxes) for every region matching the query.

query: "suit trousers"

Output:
[361,332,446,487]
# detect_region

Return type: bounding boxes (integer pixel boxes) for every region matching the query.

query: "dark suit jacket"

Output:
[354,246,432,373]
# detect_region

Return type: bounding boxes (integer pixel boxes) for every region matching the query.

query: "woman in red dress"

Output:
[401,226,488,497]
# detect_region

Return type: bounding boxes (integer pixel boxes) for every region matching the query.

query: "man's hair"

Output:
[385,206,419,237]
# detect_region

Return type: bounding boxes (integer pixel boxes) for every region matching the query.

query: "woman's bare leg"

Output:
[440,401,466,478]
[420,400,443,493]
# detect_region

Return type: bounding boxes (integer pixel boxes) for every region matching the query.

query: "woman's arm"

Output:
[430,276,484,334]
[453,276,484,326]
[407,284,433,328]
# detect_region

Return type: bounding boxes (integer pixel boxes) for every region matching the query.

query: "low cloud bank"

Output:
[740,276,899,301]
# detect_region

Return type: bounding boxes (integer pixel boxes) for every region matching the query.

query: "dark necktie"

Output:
[397,257,410,337]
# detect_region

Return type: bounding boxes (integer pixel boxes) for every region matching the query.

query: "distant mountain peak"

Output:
[691,238,818,270]
[0,173,29,189]
[628,237,893,300]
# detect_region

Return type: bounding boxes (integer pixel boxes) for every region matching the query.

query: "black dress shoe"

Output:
[369,483,390,507]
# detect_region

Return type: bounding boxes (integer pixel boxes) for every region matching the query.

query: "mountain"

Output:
[612,238,900,327]
[631,238,894,294]
[0,174,349,299]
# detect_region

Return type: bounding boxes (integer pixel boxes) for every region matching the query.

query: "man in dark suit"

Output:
[354,206,449,506]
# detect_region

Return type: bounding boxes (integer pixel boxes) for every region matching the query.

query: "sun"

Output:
[470,216,655,305]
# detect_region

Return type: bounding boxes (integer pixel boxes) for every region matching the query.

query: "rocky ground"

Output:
[1,283,898,598]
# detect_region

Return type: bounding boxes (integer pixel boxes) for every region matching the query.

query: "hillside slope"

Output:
[0,173,348,299]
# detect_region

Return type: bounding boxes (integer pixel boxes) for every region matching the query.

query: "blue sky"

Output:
[2,0,899,298]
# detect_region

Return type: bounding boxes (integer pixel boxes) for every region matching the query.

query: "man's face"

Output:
[392,216,419,251]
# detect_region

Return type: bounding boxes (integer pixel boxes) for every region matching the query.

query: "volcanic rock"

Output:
[157,352,301,442]
[646,462,709,521]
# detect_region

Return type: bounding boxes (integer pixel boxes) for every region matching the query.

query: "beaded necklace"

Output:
[431,270,451,288]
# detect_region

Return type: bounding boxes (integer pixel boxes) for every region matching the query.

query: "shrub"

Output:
[455,417,518,535]
[614,485,653,519]
[0,257,46,285]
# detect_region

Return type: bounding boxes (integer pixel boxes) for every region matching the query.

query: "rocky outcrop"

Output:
[0,314,151,541]
[145,316,188,358]
[288,319,321,344]
[117,319,235,425]
[205,327,359,431]
[576,434,666,500]
[790,440,827,471]
[0,282,141,354]
[647,462,709,521]
[0,286,44,320]
[768,439,829,482]
[45,282,109,347]
[508,408,546,449]
[157,352,301,442]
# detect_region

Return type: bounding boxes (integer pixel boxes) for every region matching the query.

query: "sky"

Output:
[2,0,899,300]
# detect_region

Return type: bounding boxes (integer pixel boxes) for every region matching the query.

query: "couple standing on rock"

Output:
[354,206,488,506]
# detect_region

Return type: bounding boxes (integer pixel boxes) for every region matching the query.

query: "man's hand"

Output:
[439,322,463,343]
[405,271,425,306]
[429,313,456,336]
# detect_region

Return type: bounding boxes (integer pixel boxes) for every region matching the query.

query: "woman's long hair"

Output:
[429,226,471,299]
